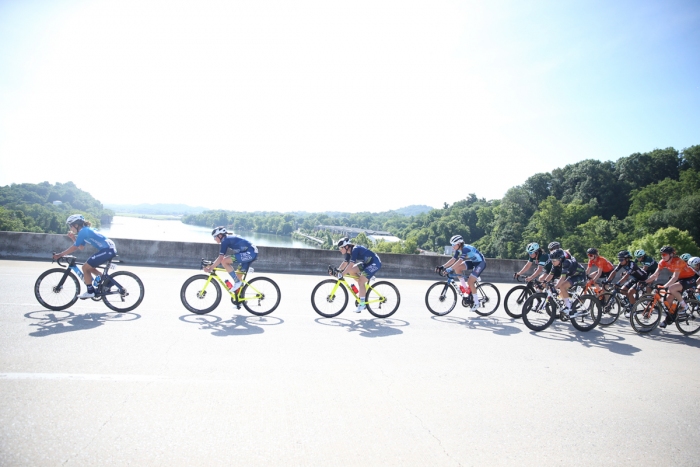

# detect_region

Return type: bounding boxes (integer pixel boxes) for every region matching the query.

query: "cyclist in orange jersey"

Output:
[645,245,697,328]
[585,248,615,289]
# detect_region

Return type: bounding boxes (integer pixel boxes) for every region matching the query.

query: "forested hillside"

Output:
[0,182,113,233]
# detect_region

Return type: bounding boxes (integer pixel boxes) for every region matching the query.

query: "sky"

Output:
[1,0,699,213]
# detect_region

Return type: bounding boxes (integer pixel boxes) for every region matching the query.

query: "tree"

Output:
[630,227,700,258]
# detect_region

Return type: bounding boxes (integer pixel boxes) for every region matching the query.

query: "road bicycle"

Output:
[629,285,700,335]
[503,275,544,318]
[521,279,601,332]
[311,266,400,318]
[594,280,647,327]
[35,254,145,312]
[424,270,500,317]
[180,259,281,316]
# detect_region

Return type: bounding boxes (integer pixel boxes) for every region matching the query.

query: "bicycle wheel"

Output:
[365,281,400,318]
[181,274,222,314]
[522,293,556,331]
[675,299,700,335]
[425,281,457,316]
[34,268,80,311]
[311,279,348,318]
[472,282,500,316]
[241,277,281,316]
[597,292,622,327]
[101,271,145,312]
[629,296,661,333]
[569,294,602,332]
[504,285,532,319]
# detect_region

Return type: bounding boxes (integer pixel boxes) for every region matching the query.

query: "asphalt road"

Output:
[1,260,698,466]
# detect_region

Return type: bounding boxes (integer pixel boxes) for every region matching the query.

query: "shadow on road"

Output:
[525,323,642,355]
[179,314,283,336]
[431,315,522,336]
[612,325,700,348]
[24,309,140,337]
[315,317,408,338]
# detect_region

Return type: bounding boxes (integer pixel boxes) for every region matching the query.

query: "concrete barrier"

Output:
[0,231,539,282]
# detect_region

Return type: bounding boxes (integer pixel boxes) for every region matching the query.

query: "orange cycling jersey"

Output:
[588,256,614,273]
[658,257,697,279]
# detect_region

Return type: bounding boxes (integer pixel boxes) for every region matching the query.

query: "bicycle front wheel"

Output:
[597,292,622,327]
[181,274,222,314]
[675,299,700,335]
[425,281,457,316]
[472,282,500,316]
[35,268,80,311]
[102,271,145,312]
[241,277,281,316]
[522,293,556,332]
[569,294,601,332]
[366,281,400,318]
[629,296,661,333]
[504,285,531,319]
[311,279,348,318]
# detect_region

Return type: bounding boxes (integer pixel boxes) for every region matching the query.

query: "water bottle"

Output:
[351,284,359,294]
[92,275,101,288]
[225,280,233,290]
[459,285,467,294]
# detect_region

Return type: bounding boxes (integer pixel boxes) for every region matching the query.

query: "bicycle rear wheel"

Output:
[629,296,661,333]
[366,281,400,318]
[181,274,222,314]
[34,268,80,311]
[425,281,457,316]
[102,271,145,312]
[675,299,700,335]
[241,277,281,316]
[504,285,531,319]
[521,293,556,332]
[597,292,621,327]
[311,279,348,318]
[569,294,601,332]
[472,282,500,316]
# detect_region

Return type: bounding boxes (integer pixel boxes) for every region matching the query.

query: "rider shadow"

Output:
[179,314,284,337]
[314,317,408,338]
[25,310,141,337]
[615,325,700,348]
[431,315,522,336]
[528,325,642,356]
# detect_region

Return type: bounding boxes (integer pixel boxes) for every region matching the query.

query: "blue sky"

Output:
[1,0,698,212]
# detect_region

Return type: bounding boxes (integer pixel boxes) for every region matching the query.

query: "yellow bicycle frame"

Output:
[201,266,263,303]
[328,274,387,306]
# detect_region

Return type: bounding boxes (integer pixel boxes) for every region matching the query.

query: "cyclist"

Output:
[585,248,615,289]
[549,248,587,316]
[548,241,575,261]
[688,257,700,300]
[634,249,658,276]
[645,246,696,328]
[436,235,486,311]
[515,242,549,283]
[606,250,648,307]
[204,226,257,292]
[333,237,382,313]
[52,214,117,299]
[680,253,692,263]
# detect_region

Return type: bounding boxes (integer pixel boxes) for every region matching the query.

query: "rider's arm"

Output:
[664,271,680,289]
[442,257,457,269]
[53,244,80,259]
[525,265,542,282]
[517,262,533,276]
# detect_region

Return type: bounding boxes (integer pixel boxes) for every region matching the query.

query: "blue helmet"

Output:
[526,242,539,254]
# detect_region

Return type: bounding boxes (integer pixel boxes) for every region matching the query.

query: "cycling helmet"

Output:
[65,214,85,226]
[689,257,700,269]
[337,237,353,248]
[617,250,632,260]
[634,249,645,258]
[659,245,675,255]
[586,248,599,256]
[450,235,464,246]
[680,253,691,262]
[211,226,228,238]
[549,249,565,260]
[548,241,561,250]
[526,242,540,254]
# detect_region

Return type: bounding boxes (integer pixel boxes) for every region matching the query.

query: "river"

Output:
[98,216,318,249]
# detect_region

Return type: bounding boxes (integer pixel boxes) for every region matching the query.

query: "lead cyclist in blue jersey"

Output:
[52,214,117,299]
[436,235,486,311]
[333,237,382,313]
[204,226,258,292]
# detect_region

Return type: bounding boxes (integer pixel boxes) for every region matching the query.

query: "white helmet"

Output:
[211,226,228,237]
[337,237,352,248]
[450,235,464,246]
[66,214,85,226]
[689,257,700,269]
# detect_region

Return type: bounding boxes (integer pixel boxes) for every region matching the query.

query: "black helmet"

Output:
[617,250,632,259]
[548,241,561,250]
[660,245,675,254]
[586,248,598,256]
[549,249,565,260]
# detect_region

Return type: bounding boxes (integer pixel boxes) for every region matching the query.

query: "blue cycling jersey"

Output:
[453,244,484,263]
[219,235,253,256]
[74,227,115,251]
[345,245,380,265]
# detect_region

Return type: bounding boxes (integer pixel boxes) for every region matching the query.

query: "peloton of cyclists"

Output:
[52,214,117,299]
[435,235,487,311]
[204,226,258,293]
[644,246,698,328]
[332,237,382,313]
[606,250,649,308]
[545,248,587,317]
